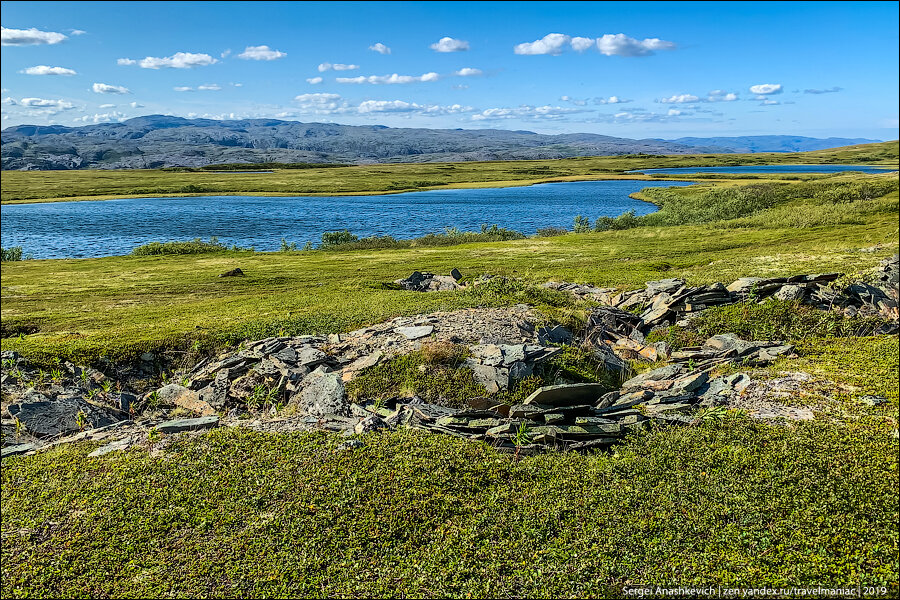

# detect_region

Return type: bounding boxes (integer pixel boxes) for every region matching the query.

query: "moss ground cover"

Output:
[2,416,897,598]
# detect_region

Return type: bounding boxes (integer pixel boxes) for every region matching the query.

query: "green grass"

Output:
[2,145,899,596]
[2,415,897,597]
[2,193,897,364]
[2,141,896,204]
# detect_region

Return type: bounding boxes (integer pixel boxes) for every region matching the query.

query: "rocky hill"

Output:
[2,115,727,170]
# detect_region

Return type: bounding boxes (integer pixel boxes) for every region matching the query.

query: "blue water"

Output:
[0,179,693,259]
[630,164,896,175]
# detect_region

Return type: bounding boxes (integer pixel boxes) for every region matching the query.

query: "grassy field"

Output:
[1,145,899,597]
[1,141,897,204]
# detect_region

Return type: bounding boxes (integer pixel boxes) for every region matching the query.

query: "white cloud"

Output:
[293,93,352,114]
[514,32,675,56]
[237,45,287,61]
[70,29,87,36]
[173,86,194,92]
[594,95,631,104]
[454,67,482,77]
[430,37,469,52]
[306,76,323,84]
[471,104,587,121]
[220,49,232,58]
[369,42,391,54]
[1,27,67,46]
[197,84,222,91]
[560,95,588,106]
[21,65,77,76]
[98,103,116,108]
[323,63,357,72]
[2,97,18,106]
[514,33,571,55]
[596,34,676,56]
[129,101,144,108]
[760,99,780,105]
[231,82,242,87]
[72,110,128,124]
[336,72,440,84]
[19,97,75,110]
[804,86,842,94]
[92,82,130,94]
[749,83,782,95]
[707,89,739,102]
[119,52,218,69]
[318,62,361,72]
[570,37,595,52]
[667,108,682,116]
[658,94,699,103]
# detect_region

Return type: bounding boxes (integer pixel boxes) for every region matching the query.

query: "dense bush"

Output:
[131,236,249,256]
[0,246,31,261]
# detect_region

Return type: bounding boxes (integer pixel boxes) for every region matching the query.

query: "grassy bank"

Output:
[2,145,899,597]
[2,141,896,204]
[2,171,898,364]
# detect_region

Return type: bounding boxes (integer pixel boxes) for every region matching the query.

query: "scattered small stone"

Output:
[156,416,220,434]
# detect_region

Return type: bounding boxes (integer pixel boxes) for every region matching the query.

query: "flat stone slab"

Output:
[395,325,434,340]
[523,383,608,407]
[156,416,220,434]
[88,437,132,458]
[7,398,120,438]
[1,443,37,458]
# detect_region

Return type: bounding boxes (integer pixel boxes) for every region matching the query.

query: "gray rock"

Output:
[450,268,463,281]
[7,398,119,438]
[621,364,685,391]
[219,268,244,277]
[355,415,388,434]
[336,439,365,451]
[537,325,572,345]
[858,395,888,407]
[395,325,434,340]
[645,278,686,295]
[156,384,216,416]
[293,367,347,416]
[156,416,220,434]
[1,443,37,458]
[88,437,132,458]
[470,364,509,394]
[524,383,608,406]
[774,284,807,302]
[297,346,328,367]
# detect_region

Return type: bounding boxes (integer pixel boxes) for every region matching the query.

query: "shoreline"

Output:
[1,173,687,205]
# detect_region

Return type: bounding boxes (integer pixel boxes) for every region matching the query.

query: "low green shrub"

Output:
[131,236,250,256]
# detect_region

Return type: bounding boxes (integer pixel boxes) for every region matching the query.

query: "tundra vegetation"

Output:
[1,142,898,597]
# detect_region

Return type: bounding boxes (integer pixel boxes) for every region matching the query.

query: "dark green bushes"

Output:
[0,246,31,261]
[130,236,250,256]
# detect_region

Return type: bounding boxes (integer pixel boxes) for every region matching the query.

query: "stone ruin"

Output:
[2,255,897,458]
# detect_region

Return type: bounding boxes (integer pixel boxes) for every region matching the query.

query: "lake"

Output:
[629,164,896,175]
[1,179,692,259]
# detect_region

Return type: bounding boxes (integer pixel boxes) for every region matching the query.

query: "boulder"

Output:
[292,367,347,417]
[219,268,244,277]
[156,384,216,416]
[7,398,119,438]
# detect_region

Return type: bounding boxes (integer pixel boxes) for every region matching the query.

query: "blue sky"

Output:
[1,1,898,139]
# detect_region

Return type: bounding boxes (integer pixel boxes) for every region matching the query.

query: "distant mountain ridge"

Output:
[0,115,881,170]
[667,135,881,153]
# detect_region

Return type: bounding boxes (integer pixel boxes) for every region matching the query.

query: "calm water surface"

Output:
[1,179,692,259]
[630,164,896,175]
